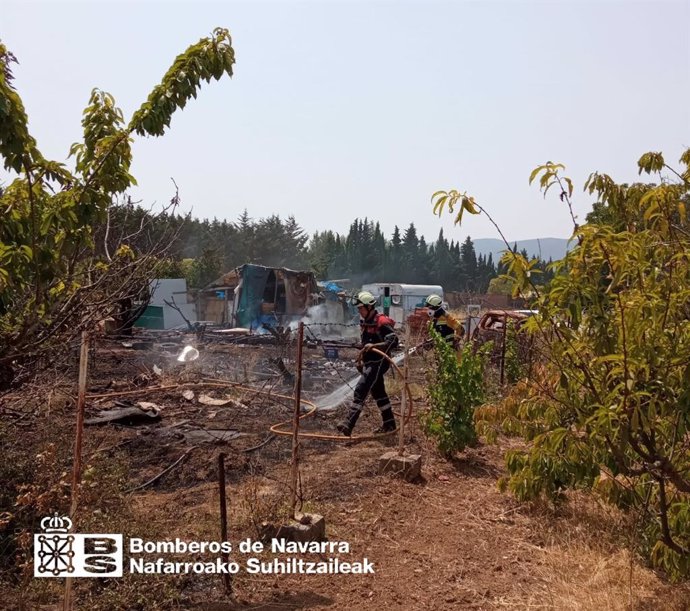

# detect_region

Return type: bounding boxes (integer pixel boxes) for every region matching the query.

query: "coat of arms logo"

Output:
[36,513,75,576]
[34,513,123,578]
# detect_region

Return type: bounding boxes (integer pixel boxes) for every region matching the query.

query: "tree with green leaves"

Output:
[184,248,223,289]
[0,28,235,387]
[433,150,690,578]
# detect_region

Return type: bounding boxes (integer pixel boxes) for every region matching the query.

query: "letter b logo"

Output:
[83,537,120,574]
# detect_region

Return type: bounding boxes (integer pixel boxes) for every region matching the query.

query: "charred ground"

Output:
[1,332,689,610]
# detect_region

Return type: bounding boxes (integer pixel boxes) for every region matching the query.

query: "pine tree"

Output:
[418,236,432,283]
[434,229,454,290]
[460,236,478,291]
[373,221,386,279]
[387,225,403,281]
[235,209,255,264]
[402,223,420,282]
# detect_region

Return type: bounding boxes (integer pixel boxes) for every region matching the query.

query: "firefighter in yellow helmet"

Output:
[425,294,464,345]
[337,291,398,436]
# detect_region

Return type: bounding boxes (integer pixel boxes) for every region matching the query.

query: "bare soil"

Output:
[2,334,690,610]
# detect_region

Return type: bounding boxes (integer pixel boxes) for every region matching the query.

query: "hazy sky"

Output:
[2,0,689,243]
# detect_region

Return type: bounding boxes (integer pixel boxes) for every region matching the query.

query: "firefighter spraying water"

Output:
[336,291,399,436]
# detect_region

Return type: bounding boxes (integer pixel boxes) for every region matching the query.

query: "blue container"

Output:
[323,347,339,360]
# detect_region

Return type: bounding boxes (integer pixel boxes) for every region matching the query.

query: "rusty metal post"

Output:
[500,313,507,385]
[217,453,232,595]
[290,322,305,518]
[398,325,411,456]
[63,331,90,611]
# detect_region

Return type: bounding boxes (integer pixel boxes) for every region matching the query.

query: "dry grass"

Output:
[489,493,690,610]
[499,546,675,610]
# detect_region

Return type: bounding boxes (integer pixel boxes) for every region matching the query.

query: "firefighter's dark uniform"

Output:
[337,310,398,435]
[431,307,463,344]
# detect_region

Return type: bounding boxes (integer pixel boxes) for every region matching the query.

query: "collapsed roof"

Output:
[202,264,318,328]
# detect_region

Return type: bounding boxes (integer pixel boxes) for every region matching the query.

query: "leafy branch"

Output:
[0,28,236,387]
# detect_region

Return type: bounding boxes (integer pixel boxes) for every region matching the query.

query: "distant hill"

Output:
[473,237,571,262]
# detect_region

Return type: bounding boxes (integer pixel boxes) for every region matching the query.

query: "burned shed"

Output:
[199,264,319,329]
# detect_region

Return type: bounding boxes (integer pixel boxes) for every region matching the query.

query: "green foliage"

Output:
[70,89,135,196]
[435,149,690,578]
[503,321,523,384]
[129,28,235,137]
[0,44,38,173]
[0,30,235,381]
[498,250,542,298]
[487,275,514,296]
[431,189,480,225]
[154,257,185,279]
[184,248,222,289]
[528,161,573,200]
[420,328,487,456]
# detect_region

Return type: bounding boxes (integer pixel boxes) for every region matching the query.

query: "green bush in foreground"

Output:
[420,329,487,456]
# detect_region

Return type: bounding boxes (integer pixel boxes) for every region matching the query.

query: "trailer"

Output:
[360,283,444,326]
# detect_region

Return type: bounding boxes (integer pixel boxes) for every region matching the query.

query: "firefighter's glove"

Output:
[355,354,364,374]
[362,343,374,353]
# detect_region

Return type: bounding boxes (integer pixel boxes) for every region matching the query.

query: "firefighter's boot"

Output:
[336,403,362,437]
[374,405,397,434]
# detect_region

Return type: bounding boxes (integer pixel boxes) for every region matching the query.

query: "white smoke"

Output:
[288,303,359,340]
[252,304,351,337]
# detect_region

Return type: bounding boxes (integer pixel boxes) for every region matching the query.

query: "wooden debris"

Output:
[198,394,246,409]
[198,394,233,406]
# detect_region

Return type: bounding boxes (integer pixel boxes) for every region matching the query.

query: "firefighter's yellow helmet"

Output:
[425,294,443,309]
[353,291,377,307]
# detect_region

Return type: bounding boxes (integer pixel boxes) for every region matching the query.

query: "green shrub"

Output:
[420,329,487,456]
[504,321,524,384]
